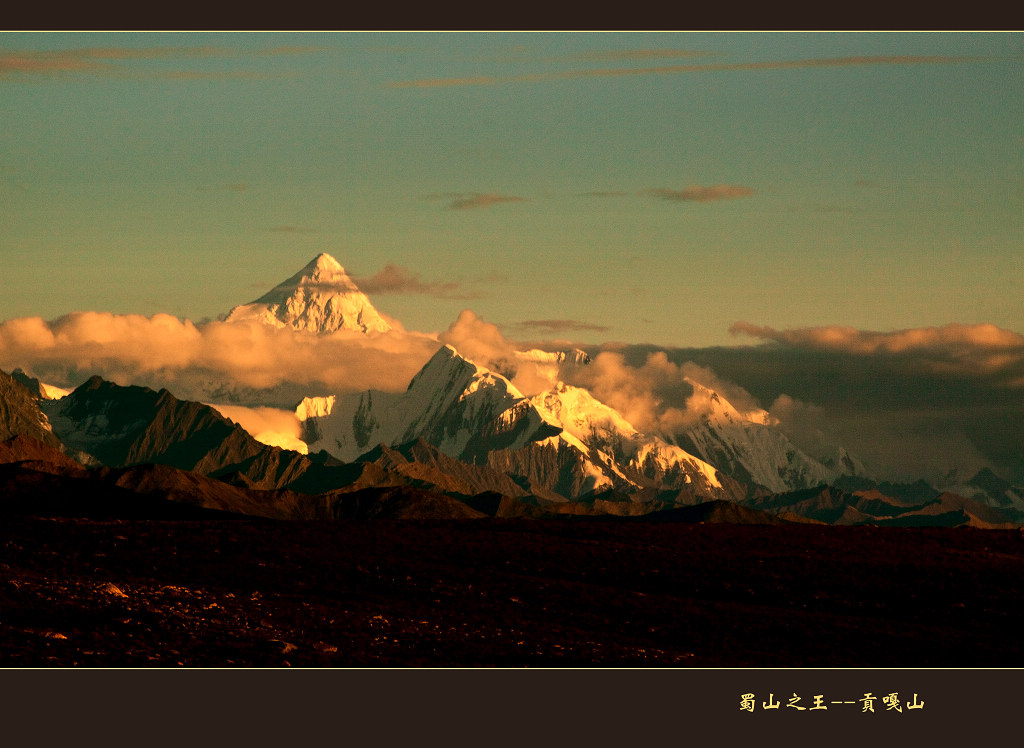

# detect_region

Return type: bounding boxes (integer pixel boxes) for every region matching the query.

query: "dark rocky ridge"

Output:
[0,370,62,449]
[3,370,1022,527]
[43,376,268,471]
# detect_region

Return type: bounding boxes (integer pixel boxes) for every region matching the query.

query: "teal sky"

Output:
[2,31,1021,348]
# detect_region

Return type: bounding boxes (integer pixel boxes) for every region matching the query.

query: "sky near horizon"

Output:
[1,31,1021,348]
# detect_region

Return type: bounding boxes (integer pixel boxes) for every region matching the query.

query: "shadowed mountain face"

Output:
[0,370,62,449]
[0,433,487,521]
[0,433,83,471]
[34,377,423,501]
[9,382,1024,527]
[357,439,532,499]
[740,483,1023,528]
[1,363,1021,527]
[41,376,270,472]
[10,368,55,400]
[0,434,240,520]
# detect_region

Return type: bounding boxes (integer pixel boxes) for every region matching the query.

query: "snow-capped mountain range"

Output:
[669,379,867,494]
[297,344,734,500]
[3,252,1022,525]
[297,344,563,466]
[12,253,869,500]
[10,251,1021,523]
[242,252,862,499]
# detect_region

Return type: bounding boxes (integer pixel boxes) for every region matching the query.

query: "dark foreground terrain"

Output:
[2,516,1023,667]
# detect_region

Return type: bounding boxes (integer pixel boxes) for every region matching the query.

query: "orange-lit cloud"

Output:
[566,321,1024,483]
[0,53,106,75]
[206,403,308,453]
[563,350,763,436]
[438,310,563,395]
[729,321,1024,356]
[0,45,322,81]
[389,54,992,88]
[643,185,755,203]
[352,264,481,300]
[0,46,224,77]
[256,46,330,56]
[150,70,291,81]
[606,321,1024,482]
[438,310,520,379]
[0,311,440,404]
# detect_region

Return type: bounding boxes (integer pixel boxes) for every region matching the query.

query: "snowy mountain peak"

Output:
[307,252,348,277]
[295,394,336,421]
[685,377,775,428]
[670,378,868,494]
[512,348,593,388]
[298,343,563,464]
[515,348,592,367]
[530,381,725,491]
[403,344,528,413]
[225,253,392,334]
[407,345,487,393]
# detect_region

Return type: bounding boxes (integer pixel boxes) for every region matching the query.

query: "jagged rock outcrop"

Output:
[0,369,62,449]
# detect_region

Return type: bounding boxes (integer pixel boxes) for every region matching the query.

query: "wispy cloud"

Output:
[267,225,317,234]
[483,47,714,66]
[507,319,611,335]
[0,46,223,77]
[0,52,103,75]
[149,70,294,81]
[643,185,755,203]
[256,46,330,56]
[197,182,250,193]
[353,264,481,300]
[567,49,713,63]
[424,192,529,210]
[0,45,322,81]
[389,54,993,89]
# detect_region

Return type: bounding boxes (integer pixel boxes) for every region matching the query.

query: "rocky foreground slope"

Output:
[2,515,1023,667]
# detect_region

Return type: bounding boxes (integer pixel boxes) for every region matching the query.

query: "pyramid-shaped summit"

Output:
[225,253,392,334]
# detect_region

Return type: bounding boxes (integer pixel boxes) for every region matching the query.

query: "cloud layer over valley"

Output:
[589,322,1024,484]
[2,300,1021,486]
[0,311,440,406]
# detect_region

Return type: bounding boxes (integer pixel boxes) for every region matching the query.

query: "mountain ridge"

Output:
[2,252,1019,527]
